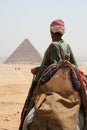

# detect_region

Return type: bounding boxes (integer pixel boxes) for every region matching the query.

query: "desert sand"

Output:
[0,63,37,130]
[0,62,87,130]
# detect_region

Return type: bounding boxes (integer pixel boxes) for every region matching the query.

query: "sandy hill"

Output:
[4,39,42,64]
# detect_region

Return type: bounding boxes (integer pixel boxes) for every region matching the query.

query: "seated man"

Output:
[19,19,86,130]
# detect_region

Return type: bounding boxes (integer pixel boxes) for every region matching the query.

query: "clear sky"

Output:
[0,0,87,61]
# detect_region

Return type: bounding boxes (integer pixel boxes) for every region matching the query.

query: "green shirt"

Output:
[35,39,77,83]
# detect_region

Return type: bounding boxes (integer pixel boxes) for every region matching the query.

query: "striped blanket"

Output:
[36,60,87,129]
[22,60,87,130]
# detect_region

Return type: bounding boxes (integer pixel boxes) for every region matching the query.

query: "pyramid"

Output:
[4,39,42,64]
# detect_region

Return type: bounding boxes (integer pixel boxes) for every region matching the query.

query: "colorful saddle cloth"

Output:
[35,60,87,129]
[23,60,87,130]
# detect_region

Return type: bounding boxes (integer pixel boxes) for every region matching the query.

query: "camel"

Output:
[19,60,87,130]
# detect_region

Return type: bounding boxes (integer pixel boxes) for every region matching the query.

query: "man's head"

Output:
[50,19,65,41]
[50,19,65,34]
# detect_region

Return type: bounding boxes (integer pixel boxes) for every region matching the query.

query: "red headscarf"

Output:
[50,19,65,34]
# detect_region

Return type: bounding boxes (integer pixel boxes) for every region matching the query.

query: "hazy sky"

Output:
[0,0,87,61]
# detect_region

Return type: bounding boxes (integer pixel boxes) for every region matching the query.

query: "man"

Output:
[19,19,85,130]
[32,19,78,83]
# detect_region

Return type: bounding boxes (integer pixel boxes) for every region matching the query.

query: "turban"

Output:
[50,19,65,35]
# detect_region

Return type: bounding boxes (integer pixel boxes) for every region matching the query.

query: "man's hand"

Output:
[31,67,40,75]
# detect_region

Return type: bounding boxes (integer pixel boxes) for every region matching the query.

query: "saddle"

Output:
[32,61,81,130]
[22,60,87,130]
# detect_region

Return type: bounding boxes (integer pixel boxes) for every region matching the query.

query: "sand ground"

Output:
[0,64,36,130]
[0,62,87,130]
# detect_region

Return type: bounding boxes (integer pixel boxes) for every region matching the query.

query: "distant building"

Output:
[4,39,42,64]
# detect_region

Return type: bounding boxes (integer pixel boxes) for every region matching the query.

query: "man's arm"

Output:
[68,44,78,66]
